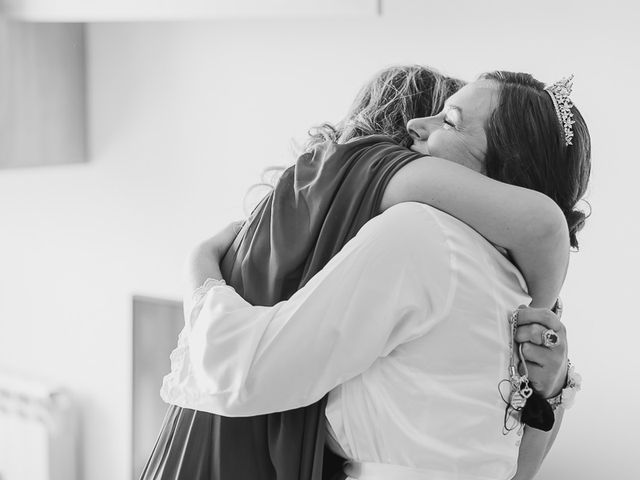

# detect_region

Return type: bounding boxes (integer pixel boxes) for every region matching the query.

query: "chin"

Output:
[410,143,430,155]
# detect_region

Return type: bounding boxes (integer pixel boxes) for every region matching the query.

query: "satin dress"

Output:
[141,136,419,480]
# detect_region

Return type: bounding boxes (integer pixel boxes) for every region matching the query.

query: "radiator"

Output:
[0,374,77,480]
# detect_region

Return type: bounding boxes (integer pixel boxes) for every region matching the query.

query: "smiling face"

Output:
[407,79,500,173]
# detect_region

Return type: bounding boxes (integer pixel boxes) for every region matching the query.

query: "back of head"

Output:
[481,71,592,249]
[307,65,464,149]
[253,66,463,213]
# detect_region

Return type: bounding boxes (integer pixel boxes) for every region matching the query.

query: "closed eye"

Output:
[442,105,462,130]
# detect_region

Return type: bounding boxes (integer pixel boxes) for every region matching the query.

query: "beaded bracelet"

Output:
[546,360,582,411]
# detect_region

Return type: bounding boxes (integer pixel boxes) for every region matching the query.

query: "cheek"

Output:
[426,130,455,158]
[427,132,484,173]
[466,128,488,159]
[427,130,464,160]
[455,136,486,173]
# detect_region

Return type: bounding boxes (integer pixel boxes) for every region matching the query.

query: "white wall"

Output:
[0,1,637,478]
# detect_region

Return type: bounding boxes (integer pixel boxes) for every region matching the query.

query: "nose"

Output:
[407,117,434,141]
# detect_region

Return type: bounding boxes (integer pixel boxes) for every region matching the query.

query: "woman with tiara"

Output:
[144,67,589,480]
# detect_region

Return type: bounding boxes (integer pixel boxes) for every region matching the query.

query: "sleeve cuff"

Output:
[192,278,228,304]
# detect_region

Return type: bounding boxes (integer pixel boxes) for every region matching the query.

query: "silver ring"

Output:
[542,328,560,348]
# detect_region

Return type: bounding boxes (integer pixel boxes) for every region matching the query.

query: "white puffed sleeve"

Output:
[161,203,457,416]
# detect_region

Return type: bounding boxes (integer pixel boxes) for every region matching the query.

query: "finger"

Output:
[208,221,244,256]
[522,363,547,393]
[514,324,550,346]
[225,220,245,238]
[518,355,542,372]
[219,223,240,244]
[516,323,567,350]
[232,220,245,235]
[554,297,563,320]
[515,307,563,332]
[521,342,546,366]
[519,342,562,367]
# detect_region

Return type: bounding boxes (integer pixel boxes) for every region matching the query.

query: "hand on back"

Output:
[515,305,569,399]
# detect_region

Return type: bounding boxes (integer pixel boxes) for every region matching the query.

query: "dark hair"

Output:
[306,65,464,149]
[480,71,591,249]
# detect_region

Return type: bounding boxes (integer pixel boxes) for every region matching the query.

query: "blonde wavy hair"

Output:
[306,64,464,149]
[244,65,464,214]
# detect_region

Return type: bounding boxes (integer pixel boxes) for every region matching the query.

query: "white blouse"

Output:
[161,202,530,480]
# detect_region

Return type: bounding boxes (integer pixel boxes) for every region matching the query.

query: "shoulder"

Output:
[296,136,415,184]
[358,202,506,274]
[307,135,397,158]
[362,202,465,243]
[360,203,459,319]
[354,202,458,268]
[380,204,527,294]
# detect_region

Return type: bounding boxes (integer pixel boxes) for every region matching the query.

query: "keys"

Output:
[509,377,532,410]
[506,310,532,413]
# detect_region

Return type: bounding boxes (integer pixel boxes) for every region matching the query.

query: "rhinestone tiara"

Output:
[545,75,576,146]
